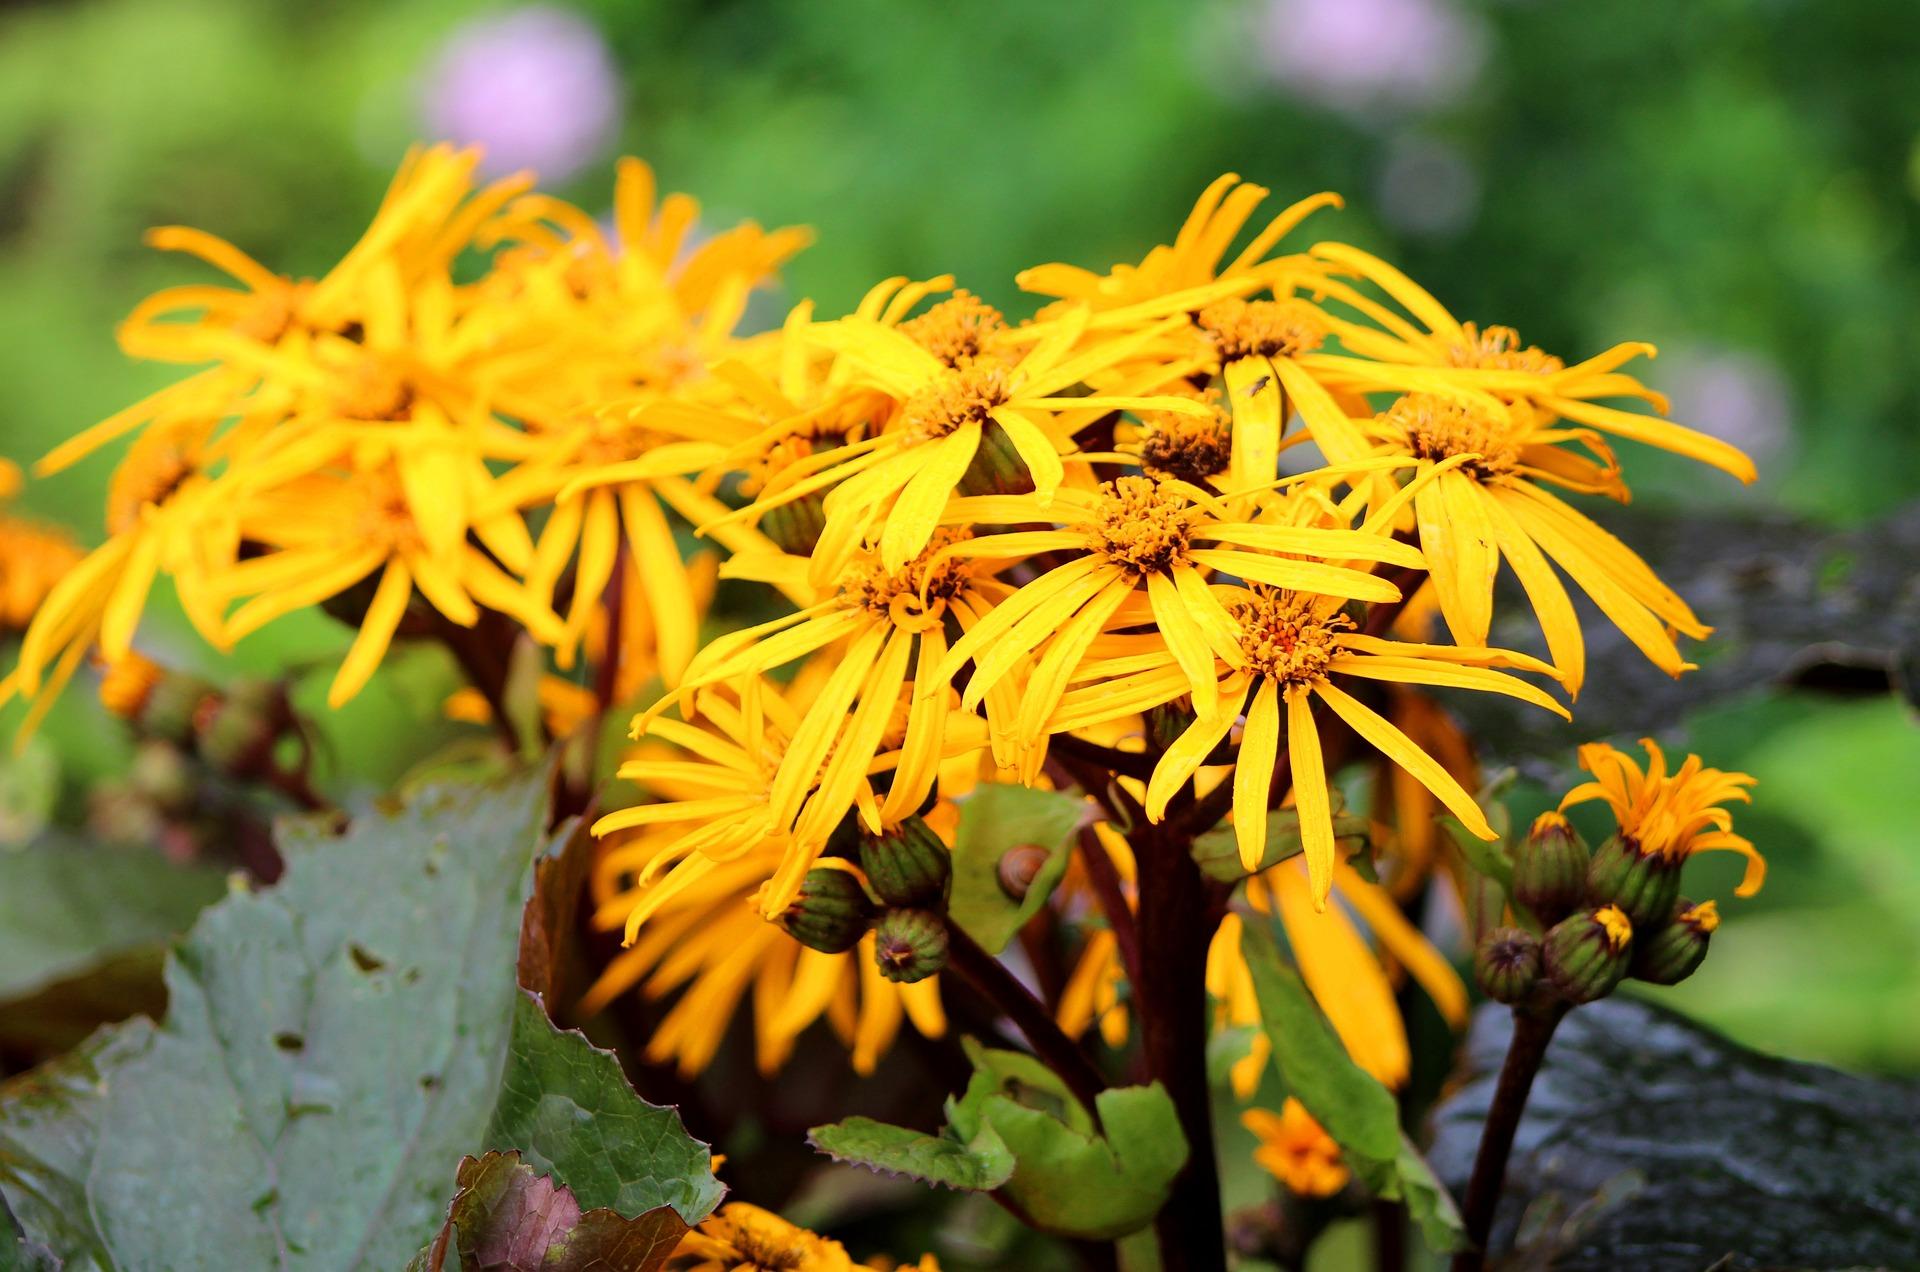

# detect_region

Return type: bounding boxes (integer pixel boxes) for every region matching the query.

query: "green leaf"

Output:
[0,834,225,1004]
[1432,998,1920,1270]
[812,1040,1188,1240]
[1240,922,1465,1253]
[406,1151,687,1272]
[0,773,721,1269]
[808,1116,1015,1192]
[486,991,721,1220]
[947,785,1087,955]
[1191,797,1368,883]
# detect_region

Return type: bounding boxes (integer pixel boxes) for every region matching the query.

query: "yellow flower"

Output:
[1303,242,1757,483]
[669,1202,861,1272]
[1364,392,1710,695]
[1560,738,1763,894]
[1053,582,1565,904]
[627,531,1004,915]
[582,832,943,1078]
[774,302,1213,585]
[1018,174,1340,318]
[0,462,84,634]
[207,438,559,707]
[1,425,227,736]
[477,160,810,678]
[1242,1099,1349,1198]
[1208,859,1468,1096]
[930,472,1428,783]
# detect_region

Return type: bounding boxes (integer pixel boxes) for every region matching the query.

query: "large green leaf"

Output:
[1240,922,1464,1253]
[947,785,1087,955]
[406,1151,687,1272]
[0,834,225,1004]
[0,773,721,1270]
[1431,998,1920,1270]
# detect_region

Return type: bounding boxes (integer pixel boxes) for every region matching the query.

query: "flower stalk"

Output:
[1450,1002,1568,1272]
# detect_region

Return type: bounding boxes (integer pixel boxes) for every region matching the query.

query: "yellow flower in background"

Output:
[477,159,810,678]
[1364,392,1710,696]
[1018,174,1339,319]
[1242,1099,1349,1198]
[1054,583,1564,904]
[669,1202,873,1272]
[0,462,83,635]
[1561,738,1764,894]
[1208,859,1468,1097]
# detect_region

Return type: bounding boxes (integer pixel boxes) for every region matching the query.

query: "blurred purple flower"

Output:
[421,7,622,183]
[1375,134,1481,238]
[1659,347,1793,468]
[1252,0,1488,119]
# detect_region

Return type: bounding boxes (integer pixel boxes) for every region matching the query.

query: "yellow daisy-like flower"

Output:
[779,303,1213,584]
[930,472,1427,782]
[1053,582,1565,903]
[1242,1099,1349,1199]
[477,159,811,678]
[668,1202,861,1272]
[1304,241,1758,483]
[631,530,1006,915]
[1365,392,1711,695]
[582,831,943,1079]
[1207,858,1468,1097]
[1018,174,1340,319]
[1560,738,1763,895]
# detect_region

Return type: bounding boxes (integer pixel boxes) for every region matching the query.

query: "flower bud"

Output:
[760,494,828,557]
[129,741,196,815]
[778,867,876,955]
[1513,811,1589,924]
[1145,700,1233,765]
[114,663,217,746]
[859,817,952,908]
[873,907,949,983]
[195,679,289,779]
[1585,833,1683,929]
[1473,926,1543,1005]
[1543,904,1633,1004]
[1631,899,1718,986]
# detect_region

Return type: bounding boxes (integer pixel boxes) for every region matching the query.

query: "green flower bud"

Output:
[859,817,952,908]
[1474,926,1543,1005]
[760,493,829,556]
[1585,833,1683,929]
[1631,899,1718,986]
[1543,905,1634,1004]
[138,671,219,746]
[873,907,949,984]
[129,741,196,815]
[778,867,876,955]
[1513,811,1590,924]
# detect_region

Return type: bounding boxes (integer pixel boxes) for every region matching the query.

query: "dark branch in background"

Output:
[426,607,523,750]
[943,921,1109,1131]
[1051,732,1157,782]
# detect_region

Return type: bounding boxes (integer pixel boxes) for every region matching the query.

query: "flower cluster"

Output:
[3,153,1766,1228]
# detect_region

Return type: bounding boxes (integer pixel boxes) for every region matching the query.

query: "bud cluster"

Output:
[776,815,955,984]
[1473,811,1720,1009]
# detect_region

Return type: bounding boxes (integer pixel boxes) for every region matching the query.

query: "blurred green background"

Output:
[2,0,1917,1079]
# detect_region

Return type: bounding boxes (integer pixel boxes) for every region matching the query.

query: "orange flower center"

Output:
[901,360,1010,440]
[1379,393,1522,478]
[1233,588,1349,687]
[1197,298,1326,362]
[1447,322,1564,375]
[1087,476,1200,575]
[900,290,1006,368]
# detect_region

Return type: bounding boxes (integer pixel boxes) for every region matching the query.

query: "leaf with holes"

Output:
[0,772,721,1269]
